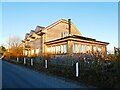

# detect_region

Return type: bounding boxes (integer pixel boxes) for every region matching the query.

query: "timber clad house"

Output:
[22,19,109,58]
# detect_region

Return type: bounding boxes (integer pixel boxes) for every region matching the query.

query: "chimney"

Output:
[68,19,71,35]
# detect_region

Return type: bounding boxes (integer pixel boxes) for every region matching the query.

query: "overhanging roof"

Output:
[45,35,109,45]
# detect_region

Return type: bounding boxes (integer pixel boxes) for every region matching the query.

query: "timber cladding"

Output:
[22,19,109,57]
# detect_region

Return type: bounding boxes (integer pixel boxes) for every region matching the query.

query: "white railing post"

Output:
[45,60,47,69]
[76,62,79,77]
[24,57,26,64]
[31,58,33,66]
[17,57,19,62]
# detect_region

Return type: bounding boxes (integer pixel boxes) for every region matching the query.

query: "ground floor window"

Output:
[74,44,78,53]
[25,50,27,56]
[86,46,90,53]
[80,45,83,53]
[93,47,96,53]
[36,48,39,55]
[98,48,101,52]
[48,44,67,54]
[63,44,67,53]
[31,49,34,55]
[61,45,64,53]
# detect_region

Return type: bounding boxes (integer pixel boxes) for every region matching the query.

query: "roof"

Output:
[24,19,82,40]
[37,25,45,29]
[23,19,109,46]
[44,19,82,36]
[35,25,45,33]
[24,26,45,39]
[45,35,109,45]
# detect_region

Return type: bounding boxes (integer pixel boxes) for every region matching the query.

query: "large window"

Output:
[80,45,83,53]
[98,48,101,52]
[63,44,67,53]
[53,47,55,54]
[74,44,77,53]
[36,48,39,55]
[25,50,27,56]
[31,49,34,55]
[61,45,64,53]
[58,46,61,53]
[49,44,67,54]
[50,47,55,54]
[82,45,86,53]
[55,46,57,54]
[55,46,61,54]
[86,46,89,53]
[93,47,96,53]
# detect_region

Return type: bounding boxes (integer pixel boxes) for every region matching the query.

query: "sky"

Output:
[0,2,118,53]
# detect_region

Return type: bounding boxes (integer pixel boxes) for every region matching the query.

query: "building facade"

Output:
[22,19,109,58]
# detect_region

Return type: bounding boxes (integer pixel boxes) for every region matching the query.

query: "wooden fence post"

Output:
[31,58,33,66]
[45,60,47,69]
[76,62,79,77]
[17,57,19,62]
[24,57,26,64]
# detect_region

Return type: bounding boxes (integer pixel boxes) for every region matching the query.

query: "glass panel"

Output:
[61,45,63,53]
[58,46,60,54]
[31,49,34,55]
[98,48,101,52]
[61,33,63,37]
[64,45,66,53]
[63,45,67,53]
[74,44,77,53]
[55,46,58,53]
[36,48,39,54]
[86,46,89,53]
[62,31,68,37]
[80,45,83,53]
[25,50,27,56]
[94,47,96,53]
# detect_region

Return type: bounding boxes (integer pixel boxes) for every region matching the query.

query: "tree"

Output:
[6,35,23,58]
[0,45,6,54]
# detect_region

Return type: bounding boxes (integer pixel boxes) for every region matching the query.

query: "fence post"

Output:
[45,60,47,69]
[24,57,26,64]
[17,57,19,62]
[31,58,33,66]
[76,62,79,77]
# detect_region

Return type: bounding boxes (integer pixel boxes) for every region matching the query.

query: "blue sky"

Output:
[1,2,118,53]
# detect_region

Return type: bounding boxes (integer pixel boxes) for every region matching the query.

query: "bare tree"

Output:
[6,35,23,57]
[8,35,21,48]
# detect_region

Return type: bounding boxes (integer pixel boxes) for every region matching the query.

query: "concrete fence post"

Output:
[45,60,47,69]
[76,62,79,77]
[17,57,19,62]
[31,58,33,66]
[24,57,26,64]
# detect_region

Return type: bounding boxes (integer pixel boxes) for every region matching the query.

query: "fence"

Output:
[3,54,120,88]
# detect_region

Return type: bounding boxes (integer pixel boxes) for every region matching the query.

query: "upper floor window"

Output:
[61,31,68,37]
